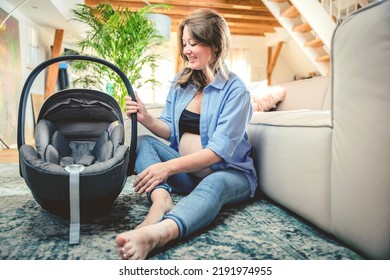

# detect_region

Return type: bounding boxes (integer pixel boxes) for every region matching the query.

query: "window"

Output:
[27,25,38,67]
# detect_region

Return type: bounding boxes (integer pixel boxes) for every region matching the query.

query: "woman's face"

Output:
[182,25,213,73]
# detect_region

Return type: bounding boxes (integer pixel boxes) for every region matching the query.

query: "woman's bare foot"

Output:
[137,188,174,228]
[116,219,179,260]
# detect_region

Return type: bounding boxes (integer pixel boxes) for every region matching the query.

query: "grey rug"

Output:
[0,163,363,260]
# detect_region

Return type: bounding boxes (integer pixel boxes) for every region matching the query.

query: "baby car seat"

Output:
[17,55,137,244]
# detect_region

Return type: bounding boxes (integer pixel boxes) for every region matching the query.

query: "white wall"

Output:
[230,35,268,83]
[272,54,296,85]
[1,1,55,148]
[229,34,318,85]
[271,37,318,85]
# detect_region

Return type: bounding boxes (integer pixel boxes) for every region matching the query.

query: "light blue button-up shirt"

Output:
[160,71,258,197]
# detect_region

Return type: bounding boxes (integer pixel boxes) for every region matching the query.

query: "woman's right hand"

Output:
[126,91,171,140]
[125,92,148,124]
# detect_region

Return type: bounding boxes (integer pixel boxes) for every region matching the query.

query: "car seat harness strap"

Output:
[65,164,85,245]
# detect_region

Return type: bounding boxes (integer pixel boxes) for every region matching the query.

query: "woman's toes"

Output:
[116,235,127,248]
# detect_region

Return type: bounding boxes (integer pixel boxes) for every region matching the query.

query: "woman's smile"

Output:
[182,25,213,71]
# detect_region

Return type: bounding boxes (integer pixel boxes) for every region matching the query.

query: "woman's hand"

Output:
[133,162,171,194]
[125,92,148,124]
[125,92,171,140]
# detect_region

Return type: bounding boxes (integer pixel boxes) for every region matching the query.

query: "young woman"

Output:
[116,8,257,260]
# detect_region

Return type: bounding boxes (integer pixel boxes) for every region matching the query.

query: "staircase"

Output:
[262,0,376,77]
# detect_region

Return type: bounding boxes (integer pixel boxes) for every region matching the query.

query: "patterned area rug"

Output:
[0,163,363,260]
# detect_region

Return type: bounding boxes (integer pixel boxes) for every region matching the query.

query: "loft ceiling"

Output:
[84,0,281,36]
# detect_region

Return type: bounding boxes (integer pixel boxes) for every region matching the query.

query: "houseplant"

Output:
[67,3,171,110]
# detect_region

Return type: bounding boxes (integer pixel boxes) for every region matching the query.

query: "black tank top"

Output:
[179,109,200,138]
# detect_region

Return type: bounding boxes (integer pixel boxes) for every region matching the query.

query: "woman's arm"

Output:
[125,94,170,140]
[133,148,221,194]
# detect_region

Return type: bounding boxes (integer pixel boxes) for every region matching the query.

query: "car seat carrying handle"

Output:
[17,55,137,175]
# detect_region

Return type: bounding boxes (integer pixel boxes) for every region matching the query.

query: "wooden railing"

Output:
[319,0,375,21]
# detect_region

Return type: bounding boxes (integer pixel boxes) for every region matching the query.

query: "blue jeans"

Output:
[135,135,251,239]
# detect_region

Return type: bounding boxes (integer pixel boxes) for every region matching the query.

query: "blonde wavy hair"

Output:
[176,8,231,90]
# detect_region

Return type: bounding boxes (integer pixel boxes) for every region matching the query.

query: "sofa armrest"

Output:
[276,76,331,111]
[248,110,333,232]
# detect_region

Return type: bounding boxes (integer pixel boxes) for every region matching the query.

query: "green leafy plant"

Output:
[67,3,171,110]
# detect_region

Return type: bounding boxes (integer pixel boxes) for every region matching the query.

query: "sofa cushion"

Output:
[251,110,332,127]
[249,83,286,112]
[276,76,331,111]
[248,110,333,231]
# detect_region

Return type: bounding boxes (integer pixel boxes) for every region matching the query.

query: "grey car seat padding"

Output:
[35,119,123,168]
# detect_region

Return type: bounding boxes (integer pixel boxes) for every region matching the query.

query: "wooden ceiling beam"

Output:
[86,0,270,11]
[170,18,276,31]
[169,16,280,27]
[45,29,63,99]
[114,0,268,12]
[85,0,276,20]
[169,23,276,36]
[267,41,284,85]
[230,29,274,36]
[84,0,280,37]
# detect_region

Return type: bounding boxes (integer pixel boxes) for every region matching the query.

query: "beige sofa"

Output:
[248,1,390,260]
[248,76,333,232]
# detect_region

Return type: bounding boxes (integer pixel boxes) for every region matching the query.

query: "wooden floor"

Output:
[0,149,19,163]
